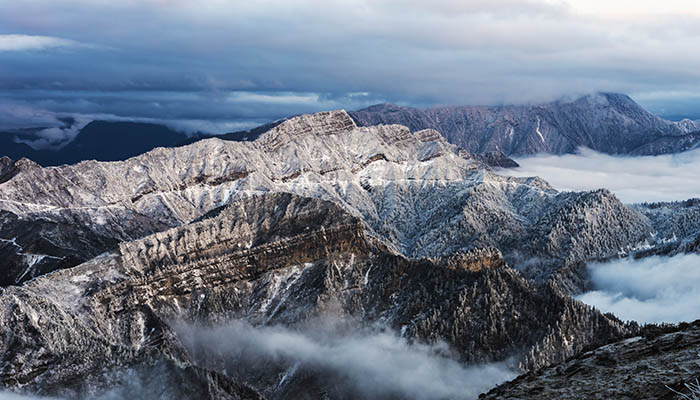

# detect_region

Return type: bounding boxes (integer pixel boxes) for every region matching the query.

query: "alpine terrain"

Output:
[349,93,700,156]
[0,111,699,399]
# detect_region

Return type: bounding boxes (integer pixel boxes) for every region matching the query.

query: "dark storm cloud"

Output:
[1,0,700,125]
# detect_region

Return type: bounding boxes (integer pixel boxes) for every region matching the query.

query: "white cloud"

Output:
[177,319,516,400]
[500,148,700,203]
[0,34,80,52]
[577,254,700,324]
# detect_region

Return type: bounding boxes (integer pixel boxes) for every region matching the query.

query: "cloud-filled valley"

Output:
[177,320,517,400]
[501,147,700,203]
[577,254,700,324]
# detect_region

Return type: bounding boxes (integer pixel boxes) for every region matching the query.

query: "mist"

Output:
[177,319,516,400]
[501,147,700,203]
[577,253,700,324]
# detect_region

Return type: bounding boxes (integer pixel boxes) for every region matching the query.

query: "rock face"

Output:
[349,93,700,156]
[0,109,697,398]
[0,193,632,398]
[0,110,660,286]
[481,322,700,400]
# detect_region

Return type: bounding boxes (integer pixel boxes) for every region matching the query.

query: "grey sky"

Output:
[1,0,700,131]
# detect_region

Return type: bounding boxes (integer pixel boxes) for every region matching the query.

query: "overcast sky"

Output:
[2,0,700,131]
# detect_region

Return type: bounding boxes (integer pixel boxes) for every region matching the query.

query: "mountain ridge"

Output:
[0,110,677,288]
[1,93,698,167]
[349,93,700,156]
[1,110,699,398]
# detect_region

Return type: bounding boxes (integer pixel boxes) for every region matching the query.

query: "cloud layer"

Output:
[578,254,700,324]
[178,319,516,400]
[1,0,700,121]
[501,147,700,203]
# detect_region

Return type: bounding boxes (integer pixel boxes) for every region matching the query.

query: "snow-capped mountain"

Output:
[1,110,699,399]
[350,93,700,156]
[0,110,672,286]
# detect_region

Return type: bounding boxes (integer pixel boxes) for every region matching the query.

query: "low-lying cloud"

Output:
[178,319,516,400]
[501,147,700,203]
[578,253,700,324]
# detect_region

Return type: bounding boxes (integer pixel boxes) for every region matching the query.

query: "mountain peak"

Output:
[257,110,356,148]
[350,93,688,156]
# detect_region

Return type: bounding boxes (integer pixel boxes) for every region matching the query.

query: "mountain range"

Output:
[349,93,700,156]
[1,93,699,168]
[1,110,699,398]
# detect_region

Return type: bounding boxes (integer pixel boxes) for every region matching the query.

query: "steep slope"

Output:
[350,93,696,156]
[632,199,700,256]
[0,193,632,399]
[481,322,700,400]
[0,111,657,286]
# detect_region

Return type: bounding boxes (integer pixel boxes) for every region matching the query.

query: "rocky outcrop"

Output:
[481,321,700,400]
[0,193,634,398]
[350,93,699,156]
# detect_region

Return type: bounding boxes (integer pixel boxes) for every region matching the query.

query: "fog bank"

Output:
[178,319,516,400]
[501,147,700,203]
[578,254,700,324]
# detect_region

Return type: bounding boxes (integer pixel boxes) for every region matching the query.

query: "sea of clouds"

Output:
[501,147,700,203]
[578,253,700,324]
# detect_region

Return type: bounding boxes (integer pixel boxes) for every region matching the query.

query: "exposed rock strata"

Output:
[0,110,662,287]
[0,193,632,398]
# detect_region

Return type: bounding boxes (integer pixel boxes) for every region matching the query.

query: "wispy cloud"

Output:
[0,34,82,52]
[577,254,700,324]
[178,319,516,400]
[500,148,700,203]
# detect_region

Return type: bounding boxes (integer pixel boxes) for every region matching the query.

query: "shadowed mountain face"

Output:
[0,192,632,399]
[0,121,191,166]
[349,93,700,156]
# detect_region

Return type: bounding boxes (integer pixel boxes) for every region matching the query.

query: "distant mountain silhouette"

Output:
[0,119,291,167]
[0,121,190,166]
